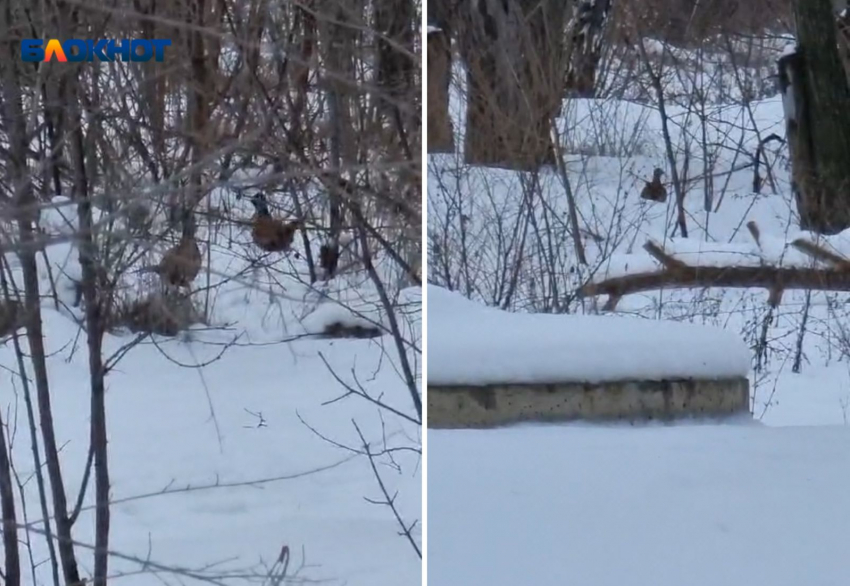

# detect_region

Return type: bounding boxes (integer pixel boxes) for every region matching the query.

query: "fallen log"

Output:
[580,237,850,311]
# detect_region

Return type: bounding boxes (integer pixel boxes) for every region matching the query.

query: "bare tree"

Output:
[457,0,567,170]
[565,0,614,97]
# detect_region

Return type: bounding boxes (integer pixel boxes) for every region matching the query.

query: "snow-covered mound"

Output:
[428,285,750,385]
[302,297,383,335]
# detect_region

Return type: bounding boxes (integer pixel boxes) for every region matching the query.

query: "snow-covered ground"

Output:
[428,422,850,586]
[428,284,849,584]
[1,194,421,584]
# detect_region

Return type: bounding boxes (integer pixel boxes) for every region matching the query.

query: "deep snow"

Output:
[428,422,850,586]
[1,193,421,585]
[428,285,751,385]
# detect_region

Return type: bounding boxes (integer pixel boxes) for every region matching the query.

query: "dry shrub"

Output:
[111,291,203,337]
[613,0,794,45]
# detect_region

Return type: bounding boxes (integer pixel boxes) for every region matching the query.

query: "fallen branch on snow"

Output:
[580,226,850,311]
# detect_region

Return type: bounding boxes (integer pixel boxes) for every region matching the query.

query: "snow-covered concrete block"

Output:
[427,285,751,427]
[429,377,749,428]
[428,286,751,385]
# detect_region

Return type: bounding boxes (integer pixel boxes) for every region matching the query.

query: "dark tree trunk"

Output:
[319,0,359,278]
[290,1,315,152]
[133,0,167,169]
[0,405,20,586]
[781,0,850,234]
[427,29,455,152]
[375,0,418,173]
[427,0,454,153]
[320,0,357,166]
[0,2,82,581]
[375,0,415,114]
[187,0,216,212]
[565,0,613,98]
[68,75,112,586]
[459,0,567,171]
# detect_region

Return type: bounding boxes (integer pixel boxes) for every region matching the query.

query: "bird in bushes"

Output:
[640,167,668,203]
[141,208,202,289]
[319,242,340,279]
[238,191,302,253]
[0,299,23,338]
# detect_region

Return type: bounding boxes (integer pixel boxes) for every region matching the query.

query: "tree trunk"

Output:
[319,0,358,166]
[783,0,850,234]
[427,0,454,152]
[290,1,315,153]
[0,2,82,581]
[318,0,359,278]
[459,0,567,170]
[0,404,21,586]
[187,0,216,212]
[375,0,415,116]
[67,74,112,586]
[565,0,613,98]
[427,29,455,152]
[133,0,168,169]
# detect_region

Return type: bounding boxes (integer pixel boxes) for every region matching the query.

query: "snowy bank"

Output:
[427,286,751,386]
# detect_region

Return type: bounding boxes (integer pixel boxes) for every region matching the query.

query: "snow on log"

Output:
[581,226,850,310]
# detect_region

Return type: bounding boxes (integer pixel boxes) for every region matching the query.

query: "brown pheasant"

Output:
[242,192,302,253]
[143,209,202,288]
[640,168,668,203]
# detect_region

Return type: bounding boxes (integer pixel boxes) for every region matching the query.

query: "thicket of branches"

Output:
[0,0,421,584]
